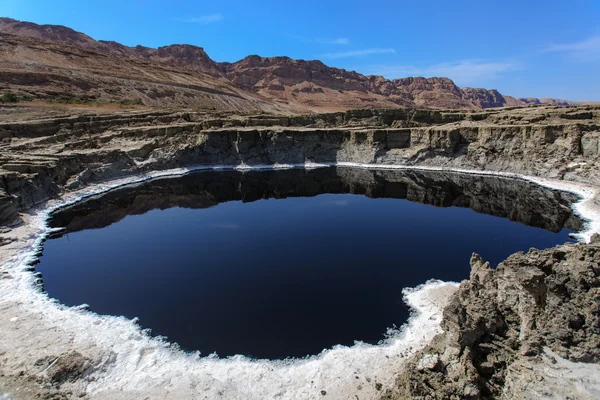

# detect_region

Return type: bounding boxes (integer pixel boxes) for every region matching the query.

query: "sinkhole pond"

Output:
[36,167,582,359]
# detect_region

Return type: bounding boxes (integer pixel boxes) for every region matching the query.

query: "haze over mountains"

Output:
[0,18,570,112]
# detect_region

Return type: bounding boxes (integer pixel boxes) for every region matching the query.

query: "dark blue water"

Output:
[37,168,578,359]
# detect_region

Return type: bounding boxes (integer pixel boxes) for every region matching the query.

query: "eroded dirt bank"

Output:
[0,104,599,399]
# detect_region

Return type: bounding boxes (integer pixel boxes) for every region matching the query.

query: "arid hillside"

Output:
[0,18,573,112]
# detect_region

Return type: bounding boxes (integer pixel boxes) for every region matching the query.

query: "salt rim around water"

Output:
[2,162,598,399]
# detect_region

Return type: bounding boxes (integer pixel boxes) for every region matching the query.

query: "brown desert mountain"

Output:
[0,17,570,112]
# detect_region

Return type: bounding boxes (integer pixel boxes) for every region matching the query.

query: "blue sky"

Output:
[2,0,599,100]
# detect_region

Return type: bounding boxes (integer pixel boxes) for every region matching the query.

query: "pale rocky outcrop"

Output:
[383,235,600,399]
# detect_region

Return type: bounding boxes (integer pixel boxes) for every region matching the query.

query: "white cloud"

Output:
[177,13,223,24]
[544,36,600,61]
[319,48,396,59]
[367,60,521,86]
[319,38,350,45]
[292,36,350,45]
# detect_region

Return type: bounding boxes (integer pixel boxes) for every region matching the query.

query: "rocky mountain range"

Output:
[0,17,570,112]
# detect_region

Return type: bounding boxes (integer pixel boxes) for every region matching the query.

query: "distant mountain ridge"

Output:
[0,17,570,111]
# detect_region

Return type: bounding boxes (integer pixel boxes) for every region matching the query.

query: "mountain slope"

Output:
[0,18,570,111]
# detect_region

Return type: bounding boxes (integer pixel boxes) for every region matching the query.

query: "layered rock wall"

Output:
[0,105,598,226]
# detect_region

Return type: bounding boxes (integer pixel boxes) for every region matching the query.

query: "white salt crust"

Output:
[2,162,598,399]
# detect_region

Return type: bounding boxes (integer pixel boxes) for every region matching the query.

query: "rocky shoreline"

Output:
[0,104,599,399]
[384,237,600,399]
